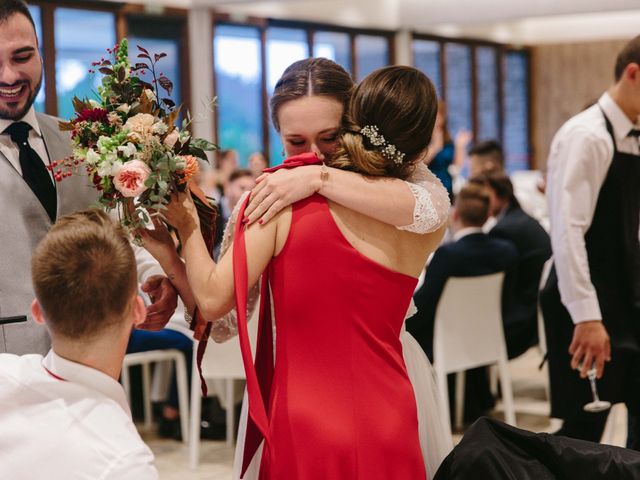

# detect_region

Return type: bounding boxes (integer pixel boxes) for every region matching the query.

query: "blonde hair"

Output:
[329,66,438,180]
[31,209,137,339]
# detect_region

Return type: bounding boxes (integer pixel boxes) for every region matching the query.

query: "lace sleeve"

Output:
[397,163,451,234]
[210,192,261,343]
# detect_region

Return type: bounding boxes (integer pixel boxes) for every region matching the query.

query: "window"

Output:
[27,5,45,113]
[413,39,441,97]
[412,36,531,171]
[266,27,309,166]
[475,46,500,142]
[502,51,530,171]
[313,31,351,74]
[214,24,263,168]
[54,8,116,120]
[444,43,472,137]
[356,35,390,81]
[127,17,184,113]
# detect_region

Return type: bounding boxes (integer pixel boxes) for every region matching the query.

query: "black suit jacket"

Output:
[407,232,518,359]
[490,204,551,356]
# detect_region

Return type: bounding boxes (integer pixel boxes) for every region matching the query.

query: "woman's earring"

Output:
[281,148,285,156]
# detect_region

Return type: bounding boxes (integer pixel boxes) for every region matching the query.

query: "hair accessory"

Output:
[359,125,405,165]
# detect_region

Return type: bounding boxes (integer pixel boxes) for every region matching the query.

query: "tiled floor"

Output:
[143,348,627,479]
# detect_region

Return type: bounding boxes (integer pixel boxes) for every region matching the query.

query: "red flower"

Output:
[75,108,109,123]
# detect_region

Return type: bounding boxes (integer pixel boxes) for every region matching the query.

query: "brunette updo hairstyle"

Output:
[329,66,438,180]
[270,58,354,132]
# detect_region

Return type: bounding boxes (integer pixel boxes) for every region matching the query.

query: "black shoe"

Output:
[199,420,226,440]
[158,416,182,441]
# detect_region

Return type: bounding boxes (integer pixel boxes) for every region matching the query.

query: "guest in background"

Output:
[540,35,640,446]
[472,172,551,359]
[214,169,256,257]
[407,183,517,359]
[202,149,238,202]
[222,169,256,222]
[248,151,269,179]
[425,101,471,199]
[407,184,517,422]
[468,140,505,178]
[0,209,157,480]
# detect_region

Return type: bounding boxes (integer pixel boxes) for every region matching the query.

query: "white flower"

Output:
[163,129,180,149]
[88,99,101,109]
[85,148,101,165]
[116,103,130,114]
[109,160,124,176]
[117,142,137,158]
[152,121,168,135]
[97,161,113,178]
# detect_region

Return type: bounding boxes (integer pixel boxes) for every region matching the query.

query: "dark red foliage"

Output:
[75,108,109,123]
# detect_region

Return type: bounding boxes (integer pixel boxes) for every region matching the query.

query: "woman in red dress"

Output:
[142,66,444,479]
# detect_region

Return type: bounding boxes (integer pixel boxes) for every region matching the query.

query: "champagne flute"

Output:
[576,361,611,413]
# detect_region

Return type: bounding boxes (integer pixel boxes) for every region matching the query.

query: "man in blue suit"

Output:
[473,172,551,359]
[407,183,518,359]
[407,184,518,422]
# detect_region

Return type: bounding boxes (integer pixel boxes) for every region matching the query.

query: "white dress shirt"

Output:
[0,350,158,480]
[546,92,640,324]
[0,107,53,182]
[453,226,484,242]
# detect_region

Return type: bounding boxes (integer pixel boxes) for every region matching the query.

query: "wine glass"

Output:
[577,361,611,413]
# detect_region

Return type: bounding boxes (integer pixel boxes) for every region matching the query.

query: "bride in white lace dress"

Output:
[213,58,452,479]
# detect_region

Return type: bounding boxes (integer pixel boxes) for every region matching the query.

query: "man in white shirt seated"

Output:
[0,209,158,480]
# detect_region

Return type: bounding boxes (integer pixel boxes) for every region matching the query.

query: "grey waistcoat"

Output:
[0,113,98,354]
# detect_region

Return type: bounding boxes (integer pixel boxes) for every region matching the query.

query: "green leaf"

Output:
[191,137,217,151]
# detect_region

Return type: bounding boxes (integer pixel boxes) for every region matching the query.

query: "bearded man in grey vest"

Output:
[0,1,178,354]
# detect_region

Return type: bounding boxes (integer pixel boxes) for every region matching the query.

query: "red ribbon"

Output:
[261,151,322,173]
[235,152,321,476]
[188,182,218,398]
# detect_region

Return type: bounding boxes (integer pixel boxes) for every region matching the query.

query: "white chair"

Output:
[433,272,516,434]
[121,349,190,442]
[189,312,259,469]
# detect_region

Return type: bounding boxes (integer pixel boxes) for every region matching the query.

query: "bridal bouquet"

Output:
[55,39,217,238]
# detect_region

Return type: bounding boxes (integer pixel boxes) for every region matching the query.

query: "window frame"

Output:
[26,1,191,119]
[411,32,532,170]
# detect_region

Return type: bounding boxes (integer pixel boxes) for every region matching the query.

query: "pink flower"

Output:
[113,160,151,197]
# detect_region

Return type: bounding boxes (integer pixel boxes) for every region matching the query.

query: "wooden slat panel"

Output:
[531,39,628,170]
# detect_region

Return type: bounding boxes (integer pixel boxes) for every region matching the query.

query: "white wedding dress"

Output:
[214,164,453,479]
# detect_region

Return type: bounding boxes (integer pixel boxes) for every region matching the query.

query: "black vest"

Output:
[584,111,640,348]
[541,109,640,417]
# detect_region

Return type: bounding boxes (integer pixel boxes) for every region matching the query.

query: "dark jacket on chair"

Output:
[407,231,518,360]
[490,203,552,358]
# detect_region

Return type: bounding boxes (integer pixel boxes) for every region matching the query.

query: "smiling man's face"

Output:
[0,12,42,120]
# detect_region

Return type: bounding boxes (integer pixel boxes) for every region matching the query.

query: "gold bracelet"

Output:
[320,162,329,185]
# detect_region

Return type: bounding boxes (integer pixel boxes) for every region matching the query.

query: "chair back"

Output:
[433,272,506,374]
[537,258,554,357]
[200,310,260,380]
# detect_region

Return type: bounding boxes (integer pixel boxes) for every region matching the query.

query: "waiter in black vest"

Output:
[541,35,640,446]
